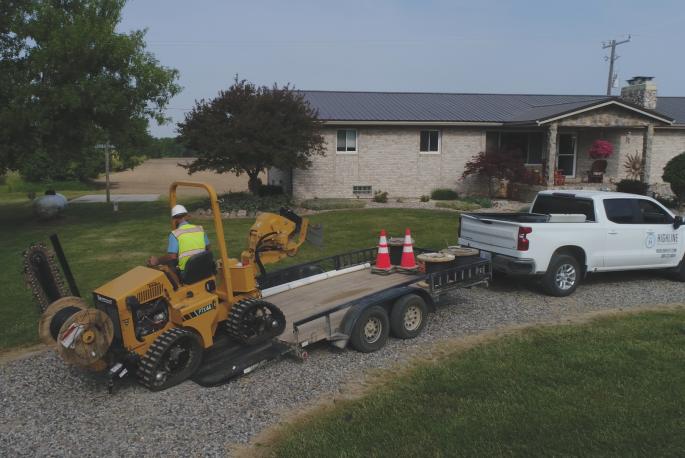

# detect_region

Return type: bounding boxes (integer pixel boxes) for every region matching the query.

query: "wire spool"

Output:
[38,296,88,346]
[417,252,456,274]
[440,246,479,257]
[56,309,114,368]
[417,252,456,263]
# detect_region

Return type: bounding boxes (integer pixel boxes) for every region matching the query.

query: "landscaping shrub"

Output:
[463,196,493,208]
[300,198,366,211]
[192,191,291,214]
[373,190,388,203]
[435,200,481,211]
[420,195,430,203]
[430,188,459,200]
[662,152,685,201]
[257,184,284,196]
[615,179,649,195]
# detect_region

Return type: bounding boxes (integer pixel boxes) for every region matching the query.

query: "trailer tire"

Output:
[350,306,389,353]
[390,294,427,339]
[542,254,580,297]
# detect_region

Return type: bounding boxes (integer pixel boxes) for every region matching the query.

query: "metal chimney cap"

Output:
[627,76,655,85]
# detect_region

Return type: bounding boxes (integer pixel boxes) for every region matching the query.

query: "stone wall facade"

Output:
[292,126,485,199]
[284,124,685,200]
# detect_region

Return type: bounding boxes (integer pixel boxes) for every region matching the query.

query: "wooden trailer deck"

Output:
[267,267,422,345]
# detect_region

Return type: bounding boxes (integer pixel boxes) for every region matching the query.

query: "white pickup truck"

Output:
[458,190,685,296]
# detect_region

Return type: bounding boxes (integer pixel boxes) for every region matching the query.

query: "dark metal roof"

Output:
[301,91,685,125]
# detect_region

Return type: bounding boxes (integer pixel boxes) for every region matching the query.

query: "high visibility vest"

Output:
[172,223,206,270]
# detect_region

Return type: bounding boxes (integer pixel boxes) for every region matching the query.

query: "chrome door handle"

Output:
[608,230,618,235]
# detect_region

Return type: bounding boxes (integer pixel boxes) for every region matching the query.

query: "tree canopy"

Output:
[0,0,180,181]
[177,78,325,193]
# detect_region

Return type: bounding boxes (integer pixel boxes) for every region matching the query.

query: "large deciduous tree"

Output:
[177,78,325,194]
[0,0,180,181]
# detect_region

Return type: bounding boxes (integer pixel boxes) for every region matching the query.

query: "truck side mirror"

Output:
[674,215,683,230]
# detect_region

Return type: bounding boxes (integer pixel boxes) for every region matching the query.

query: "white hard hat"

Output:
[171,204,188,217]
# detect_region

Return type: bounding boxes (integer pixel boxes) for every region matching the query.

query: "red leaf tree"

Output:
[462,150,527,197]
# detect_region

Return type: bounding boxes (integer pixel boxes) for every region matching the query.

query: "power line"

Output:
[602,35,630,96]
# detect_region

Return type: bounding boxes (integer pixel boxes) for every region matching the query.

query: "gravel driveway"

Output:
[1,271,683,457]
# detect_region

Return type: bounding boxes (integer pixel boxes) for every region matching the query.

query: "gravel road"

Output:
[1,270,683,457]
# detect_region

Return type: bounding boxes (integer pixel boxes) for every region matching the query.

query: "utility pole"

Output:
[602,36,630,96]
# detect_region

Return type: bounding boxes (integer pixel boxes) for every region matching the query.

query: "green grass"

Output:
[267,309,685,457]
[300,198,367,210]
[1,202,457,349]
[435,200,481,211]
[0,172,99,203]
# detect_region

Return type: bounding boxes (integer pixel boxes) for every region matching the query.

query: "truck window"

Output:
[636,199,673,224]
[531,195,595,221]
[604,199,639,224]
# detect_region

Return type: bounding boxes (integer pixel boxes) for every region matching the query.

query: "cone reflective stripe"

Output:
[399,228,418,270]
[373,229,393,271]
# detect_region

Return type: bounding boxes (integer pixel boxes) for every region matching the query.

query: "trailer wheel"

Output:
[137,328,203,392]
[390,294,427,339]
[350,306,389,353]
[542,254,580,297]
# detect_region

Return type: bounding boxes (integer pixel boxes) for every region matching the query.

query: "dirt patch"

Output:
[94,158,264,196]
[237,303,684,457]
[0,344,48,366]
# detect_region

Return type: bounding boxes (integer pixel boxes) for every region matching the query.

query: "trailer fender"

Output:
[339,286,435,338]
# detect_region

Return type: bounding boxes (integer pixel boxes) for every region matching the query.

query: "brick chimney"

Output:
[620,76,657,110]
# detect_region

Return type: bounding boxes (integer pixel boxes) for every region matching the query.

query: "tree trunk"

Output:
[247,171,262,195]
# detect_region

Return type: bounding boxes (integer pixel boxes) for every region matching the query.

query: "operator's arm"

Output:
[147,234,179,266]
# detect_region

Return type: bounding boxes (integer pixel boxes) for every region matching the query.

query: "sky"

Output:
[117,0,685,137]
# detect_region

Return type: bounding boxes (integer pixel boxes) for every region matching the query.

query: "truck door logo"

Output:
[645,232,656,249]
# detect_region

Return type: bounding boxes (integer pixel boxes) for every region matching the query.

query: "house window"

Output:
[353,185,372,195]
[486,131,544,165]
[336,129,357,153]
[420,130,440,153]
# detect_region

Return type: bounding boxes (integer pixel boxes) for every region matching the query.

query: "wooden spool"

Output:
[417,252,455,263]
[38,296,87,346]
[440,246,479,257]
[56,309,114,367]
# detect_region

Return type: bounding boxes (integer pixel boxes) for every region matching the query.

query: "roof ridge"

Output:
[301,89,607,97]
[526,97,612,108]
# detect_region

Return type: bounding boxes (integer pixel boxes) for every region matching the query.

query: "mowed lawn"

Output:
[267,309,685,457]
[1,201,458,349]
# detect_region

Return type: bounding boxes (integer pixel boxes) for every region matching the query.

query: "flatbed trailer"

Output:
[190,248,491,387]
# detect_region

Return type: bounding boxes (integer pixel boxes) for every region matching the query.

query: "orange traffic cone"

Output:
[372,229,394,274]
[398,228,418,273]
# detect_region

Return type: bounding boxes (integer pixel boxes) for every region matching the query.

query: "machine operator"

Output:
[147,204,210,272]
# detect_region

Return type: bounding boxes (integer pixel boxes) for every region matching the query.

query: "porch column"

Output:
[546,122,558,187]
[641,124,654,184]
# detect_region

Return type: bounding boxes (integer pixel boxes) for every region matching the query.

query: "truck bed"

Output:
[268,268,421,344]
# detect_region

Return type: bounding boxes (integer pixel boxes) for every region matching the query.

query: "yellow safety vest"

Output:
[173,223,206,270]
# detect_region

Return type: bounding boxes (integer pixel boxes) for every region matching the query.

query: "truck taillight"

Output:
[517,226,532,251]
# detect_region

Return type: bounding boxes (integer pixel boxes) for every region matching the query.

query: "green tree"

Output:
[0,0,180,181]
[177,78,325,194]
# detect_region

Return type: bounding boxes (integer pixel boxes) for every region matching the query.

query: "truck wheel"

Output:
[137,328,203,392]
[673,257,685,282]
[350,306,389,353]
[542,254,580,297]
[390,294,427,339]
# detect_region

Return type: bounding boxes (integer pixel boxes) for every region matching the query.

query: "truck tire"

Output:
[137,328,203,392]
[350,306,389,353]
[390,294,428,339]
[542,254,580,297]
[673,257,685,282]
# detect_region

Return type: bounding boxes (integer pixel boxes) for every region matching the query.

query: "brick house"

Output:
[268,77,685,200]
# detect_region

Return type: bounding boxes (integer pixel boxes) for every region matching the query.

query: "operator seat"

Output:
[181,251,216,284]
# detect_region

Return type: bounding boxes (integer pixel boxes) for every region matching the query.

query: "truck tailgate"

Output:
[460,214,519,250]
